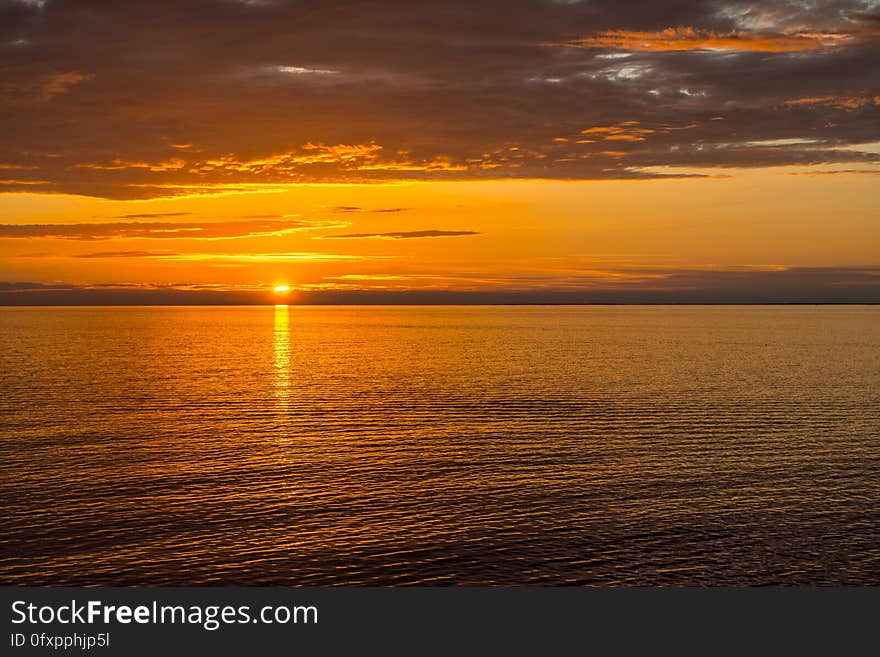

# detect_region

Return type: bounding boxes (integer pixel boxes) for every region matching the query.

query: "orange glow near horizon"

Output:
[1,169,878,301]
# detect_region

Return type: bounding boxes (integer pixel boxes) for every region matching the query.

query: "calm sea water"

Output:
[1,305,878,585]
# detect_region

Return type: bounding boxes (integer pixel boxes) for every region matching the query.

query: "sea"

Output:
[1,305,878,585]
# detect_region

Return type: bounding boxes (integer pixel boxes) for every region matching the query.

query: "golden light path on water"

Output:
[274,304,291,410]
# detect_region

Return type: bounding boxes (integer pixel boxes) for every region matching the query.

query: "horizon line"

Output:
[2,302,878,308]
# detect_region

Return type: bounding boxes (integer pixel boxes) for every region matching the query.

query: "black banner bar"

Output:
[2,587,876,655]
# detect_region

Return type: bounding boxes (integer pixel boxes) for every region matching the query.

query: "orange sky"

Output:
[2,167,878,302]
[1,0,878,303]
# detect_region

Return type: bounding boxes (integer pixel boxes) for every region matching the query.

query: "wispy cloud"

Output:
[321,230,479,240]
[274,65,338,76]
[0,219,329,240]
[72,158,187,172]
[159,252,393,263]
[71,250,179,258]
[16,249,393,262]
[784,95,880,110]
[41,71,93,99]
[567,26,865,52]
[330,206,408,213]
[0,179,49,186]
[112,212,193,219]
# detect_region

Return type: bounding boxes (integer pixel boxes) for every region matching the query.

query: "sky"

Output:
[0,0,878,303]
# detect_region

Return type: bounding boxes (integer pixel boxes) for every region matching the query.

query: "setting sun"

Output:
[273,285,291,294]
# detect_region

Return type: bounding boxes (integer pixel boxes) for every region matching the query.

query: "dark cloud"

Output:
[0,0,877,198]
[1,267,877,304]
[0,218,323,240]
[322,230,479,239]
[0,281,76,291]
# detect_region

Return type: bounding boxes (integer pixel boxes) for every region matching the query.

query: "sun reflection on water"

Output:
[273,304,291,404]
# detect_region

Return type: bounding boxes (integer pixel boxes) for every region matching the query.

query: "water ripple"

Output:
[1,305,878,585]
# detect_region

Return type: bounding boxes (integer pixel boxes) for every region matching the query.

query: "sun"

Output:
[273,285,291,294]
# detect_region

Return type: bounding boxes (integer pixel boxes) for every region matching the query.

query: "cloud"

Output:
[72,158,187,172]
[112,212,193,219]
[41,71,93,99]
[321,230,479,240]
[566,26,857,52]
[274,65,338,76]
[330,206,408,213]
[581,121,658,142]
[11,1,48,9]
[0,218,325,240]
[786,168,880,176]
[0,179,49,186]
[71,250,179,259]
[12,249,382,262]
[0,281,73,291]
[157,252,392,263]
[326,274,410,281]
[2,267,878,304]
[784,95,880,110]
[0,1,878,197]
[0,163,38,170]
